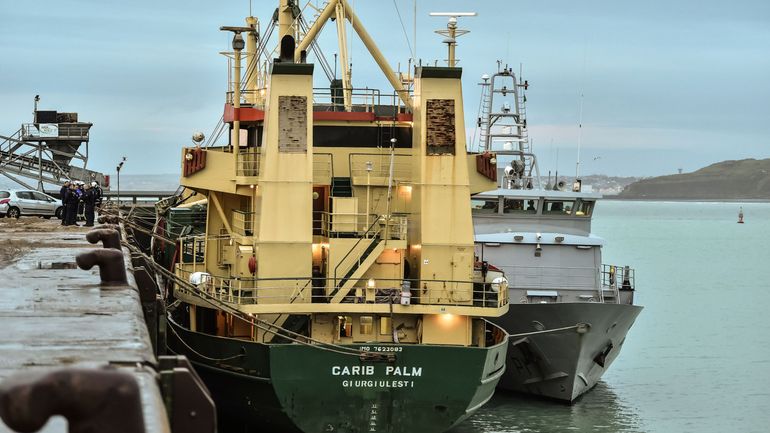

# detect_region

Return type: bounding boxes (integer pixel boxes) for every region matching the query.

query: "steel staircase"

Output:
[331,176,353,197]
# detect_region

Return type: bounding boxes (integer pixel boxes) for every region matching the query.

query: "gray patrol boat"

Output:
[470,66,642,402]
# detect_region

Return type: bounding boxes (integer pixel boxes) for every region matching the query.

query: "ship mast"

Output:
[295,0,412,110]
[429,12,476,67]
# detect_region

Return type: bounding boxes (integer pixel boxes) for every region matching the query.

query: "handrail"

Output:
[173,268,509,309]
[332,214,384,290]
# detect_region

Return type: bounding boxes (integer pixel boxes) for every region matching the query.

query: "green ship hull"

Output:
[167,315,507,433]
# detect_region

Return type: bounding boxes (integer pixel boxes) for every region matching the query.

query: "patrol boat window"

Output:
[503,198,538,214]
[542,200,575,215]
[471,198,500,214]
[575,200,595,217]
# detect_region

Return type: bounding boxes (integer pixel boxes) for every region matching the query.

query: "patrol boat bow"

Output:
[471,66,643,402]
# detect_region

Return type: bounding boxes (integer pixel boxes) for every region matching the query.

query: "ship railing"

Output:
[225,89,263,107]
[235,147,261,176]
[232,210,255,237]
[318,212,407,240]
[312,87,411,115]
[173,270,509,309]
[349,153,412,185]
[314,152,333,185]
[600,264,635,304]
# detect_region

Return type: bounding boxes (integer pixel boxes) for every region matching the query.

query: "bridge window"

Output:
[471,199,500,214]
[575,200,594,217]
[504,198,538,214]
[542,200,575,215]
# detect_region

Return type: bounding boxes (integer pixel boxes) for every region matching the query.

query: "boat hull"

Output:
[492,302,642,402]
[167,317,507,433]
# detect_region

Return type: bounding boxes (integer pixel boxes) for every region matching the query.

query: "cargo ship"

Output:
[145,2,511,431]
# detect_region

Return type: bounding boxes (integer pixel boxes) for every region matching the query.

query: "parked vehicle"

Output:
[0,189,63,219]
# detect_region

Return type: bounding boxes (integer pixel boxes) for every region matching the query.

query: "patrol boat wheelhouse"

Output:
[470,67,642,402]
[157,2,509,432]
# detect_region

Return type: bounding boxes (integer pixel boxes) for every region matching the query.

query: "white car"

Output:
[0,189,64,219]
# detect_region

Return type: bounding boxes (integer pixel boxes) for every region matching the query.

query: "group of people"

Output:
[59,180,103,227]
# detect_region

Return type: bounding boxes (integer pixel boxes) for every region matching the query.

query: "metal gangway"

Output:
[0,98,107,191]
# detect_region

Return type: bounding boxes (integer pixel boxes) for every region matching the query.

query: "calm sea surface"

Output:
[453,200,770,433]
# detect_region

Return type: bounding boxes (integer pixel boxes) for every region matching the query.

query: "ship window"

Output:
[575,200,594,217]
[379,317,392,335]
[337,316,353,338]
[359,316,374,335]
[504,198,538,214]
[542,200,575,215]
[471,198,499,214]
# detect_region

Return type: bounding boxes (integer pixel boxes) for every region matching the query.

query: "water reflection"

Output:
[452,382,644,433]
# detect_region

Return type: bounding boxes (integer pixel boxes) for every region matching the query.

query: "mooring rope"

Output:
[508,323,587,338]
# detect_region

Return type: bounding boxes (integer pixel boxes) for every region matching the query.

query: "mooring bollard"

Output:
[0,368,146,433]
[86,228,122,250]
[76,249,128,285]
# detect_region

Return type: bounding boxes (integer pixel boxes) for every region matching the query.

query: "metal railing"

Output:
[318,212,407,239]
[222,87,412,115]
[232,210,255,236]
[349,153,412,185]
[601,264,635,304]
[236,147,260,177]
[20,123,90,140]
[173,269,509,310]
[313,152,333,185]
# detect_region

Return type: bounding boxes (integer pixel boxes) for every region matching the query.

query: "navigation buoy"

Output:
[738,207,744,224]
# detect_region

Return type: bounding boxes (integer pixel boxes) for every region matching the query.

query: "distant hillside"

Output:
[618,158,770,200]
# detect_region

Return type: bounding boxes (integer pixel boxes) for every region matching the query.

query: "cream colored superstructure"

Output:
[174,6,505,348]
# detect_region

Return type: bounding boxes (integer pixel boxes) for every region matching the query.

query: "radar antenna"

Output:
[428,12,476,67]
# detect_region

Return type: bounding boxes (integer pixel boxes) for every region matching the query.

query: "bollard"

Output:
[86,228,122,250]
[0,368,146,433]
[76,249,128,285]
[97,215,120,225]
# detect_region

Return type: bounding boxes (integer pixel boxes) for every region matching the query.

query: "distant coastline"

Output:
[615,158,770,201]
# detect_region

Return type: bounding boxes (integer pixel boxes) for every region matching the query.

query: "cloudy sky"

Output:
[1,0,768,178]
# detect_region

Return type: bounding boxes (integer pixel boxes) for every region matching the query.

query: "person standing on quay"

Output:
[65,183,79,226]
[59,180,70,225]
[83,184,96,227]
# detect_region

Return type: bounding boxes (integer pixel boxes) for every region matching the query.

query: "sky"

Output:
[1,0,768,179]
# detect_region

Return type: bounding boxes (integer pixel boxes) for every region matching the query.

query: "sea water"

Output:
[454,200,770,433]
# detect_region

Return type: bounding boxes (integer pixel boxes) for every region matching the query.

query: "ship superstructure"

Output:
[471,66,642,402]
[155,2,510,431]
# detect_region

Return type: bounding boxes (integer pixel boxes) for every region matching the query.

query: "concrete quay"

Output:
[0,218,211,433]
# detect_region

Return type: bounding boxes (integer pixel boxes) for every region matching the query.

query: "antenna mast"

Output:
[429,12,476,67]
[576,91,584,179]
